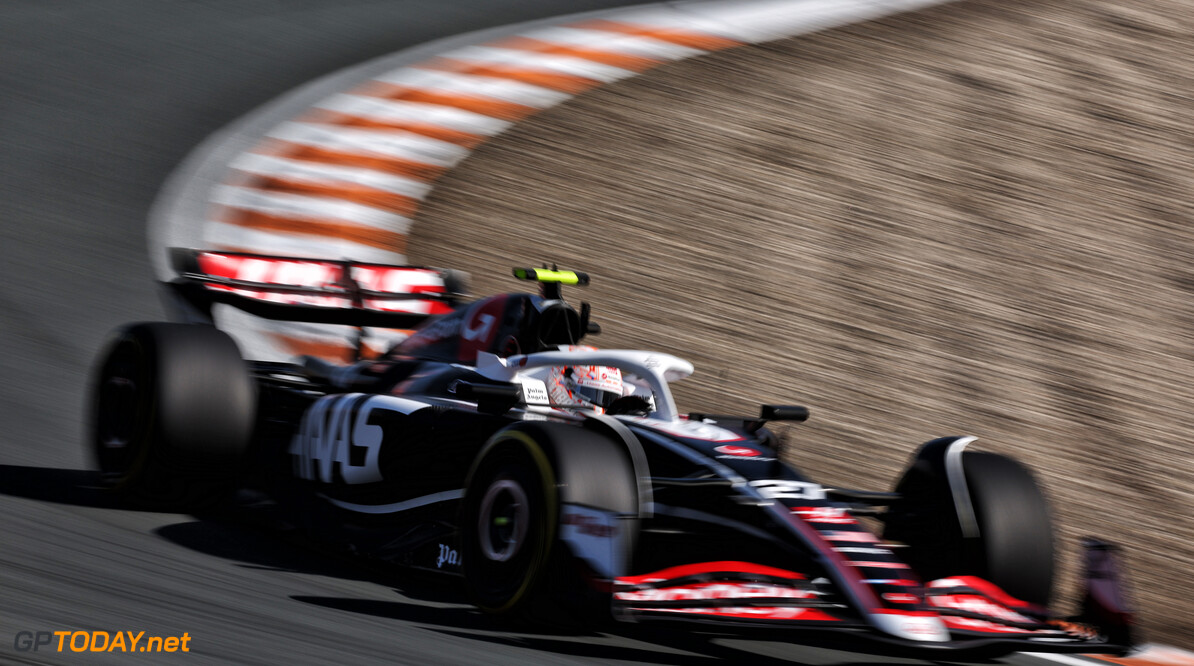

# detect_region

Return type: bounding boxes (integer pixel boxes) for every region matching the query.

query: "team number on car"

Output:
[749,480,827,501]
[288,394,422,484]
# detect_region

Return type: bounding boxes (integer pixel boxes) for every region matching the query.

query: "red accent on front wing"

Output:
[940,616,1041,634]
[776,512,885,611]
[927,575,1050,615]
[617,562,841,623]
[616,581,818,604]
[630,606,840,622]
[930,593,1036,625]
[617,561,804,586]
[846,561,911,569]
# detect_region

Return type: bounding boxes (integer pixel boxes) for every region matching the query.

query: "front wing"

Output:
[609,542,1134,657]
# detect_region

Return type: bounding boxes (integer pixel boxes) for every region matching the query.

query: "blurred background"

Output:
[411,0,1194,648]
[3,0,1193,660]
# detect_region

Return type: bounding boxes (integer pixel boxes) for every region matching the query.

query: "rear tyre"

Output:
[460,424,638,624]
[884,445,1054,606]
[90,323,256,510]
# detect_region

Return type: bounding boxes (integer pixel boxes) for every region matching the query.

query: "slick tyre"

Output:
[884,447,1054,606]
[90,323,256,510]
[460,424,638,624]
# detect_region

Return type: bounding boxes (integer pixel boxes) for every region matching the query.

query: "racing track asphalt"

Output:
[0,2,1109,664]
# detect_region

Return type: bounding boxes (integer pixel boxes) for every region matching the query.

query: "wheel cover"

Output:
[478,477,530,562]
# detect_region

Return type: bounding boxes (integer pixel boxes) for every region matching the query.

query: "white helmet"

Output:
[547,364,624,411]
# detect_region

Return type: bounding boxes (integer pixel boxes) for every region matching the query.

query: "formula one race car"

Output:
[89,249,1136,657]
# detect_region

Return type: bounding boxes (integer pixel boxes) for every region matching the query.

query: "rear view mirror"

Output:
[760,405,809,422]
[453,381,522,415]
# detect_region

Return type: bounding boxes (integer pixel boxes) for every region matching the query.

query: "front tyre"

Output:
[460,431,558,615]
[460,423,640,623]
[884,439,1055,606]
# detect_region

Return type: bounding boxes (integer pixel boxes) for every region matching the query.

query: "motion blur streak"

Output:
[181,0,943,360]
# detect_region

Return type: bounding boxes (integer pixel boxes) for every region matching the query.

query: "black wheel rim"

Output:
[478,477,530,563]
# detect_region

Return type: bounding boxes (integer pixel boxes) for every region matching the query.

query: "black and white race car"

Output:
[89,249,1136,657]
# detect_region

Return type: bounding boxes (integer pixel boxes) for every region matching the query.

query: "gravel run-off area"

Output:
[409,0,1194,648]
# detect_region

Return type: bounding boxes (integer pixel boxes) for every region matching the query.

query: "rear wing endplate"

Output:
[165,248,467,328]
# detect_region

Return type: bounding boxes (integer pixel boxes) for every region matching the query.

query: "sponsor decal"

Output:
[288,394,422,484]
[572,365,623,393]
[198,253,345,307]
[882,592,921,604]
[715,445,760,457]
[870,610,950,642]
[833,546,892,555]
[352,265,451,314]
[926,575,1036,611]
[940,616,1028,634]
[749,480,826,501]
[13,631,191,653]
[617,561,803,586]
[462,313,495,342]
[560,505,623,578]
[822,530,880,543]
[199,252,338,287]
[903,620,947,637]
[714,444,777,462]
[457,297,507,361]
[847,561,910,569]
[519,378,550,405]
[791,506,855,524]
[628,606,838,621]
[562,512,618,537]
[436,544,460,569]
[195,253,450,314]
[928,593,1033,624]
[616,582,815,603]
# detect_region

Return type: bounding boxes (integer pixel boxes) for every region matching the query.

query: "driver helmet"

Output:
[547,363,623,411]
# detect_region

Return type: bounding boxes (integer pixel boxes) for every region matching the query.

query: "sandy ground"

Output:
[409,0,1194,648]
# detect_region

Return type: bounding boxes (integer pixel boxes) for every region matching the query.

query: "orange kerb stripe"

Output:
[570,19,743,51]
[246,176,421,217]
[353,81,537,121]
[413,59,602,95]
[485,36,660,72]
[268,333,386,362]
[220,208,408,254]
[260,143,447,181]
[297,109,487,148]
[1092,655,1194,666]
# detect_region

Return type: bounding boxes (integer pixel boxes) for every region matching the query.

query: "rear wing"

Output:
[166,248,467,329]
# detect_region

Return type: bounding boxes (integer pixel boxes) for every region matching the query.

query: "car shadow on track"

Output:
[292,594,812,665]
[149,517,957,665]
[289,594,991,665]
[0,465,997,665]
